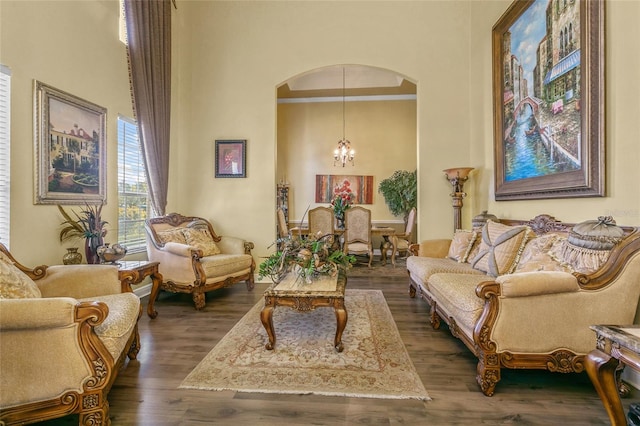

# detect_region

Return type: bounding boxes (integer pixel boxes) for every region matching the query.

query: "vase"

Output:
[63,247,82,265]
[336,214,345,229]
[85,236,103,264]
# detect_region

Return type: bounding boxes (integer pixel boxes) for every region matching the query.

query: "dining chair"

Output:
[308,206,335,240]
[343,206,373,267]
[393,207,417,259]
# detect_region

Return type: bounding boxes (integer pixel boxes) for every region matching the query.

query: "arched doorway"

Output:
[275,64,417,235]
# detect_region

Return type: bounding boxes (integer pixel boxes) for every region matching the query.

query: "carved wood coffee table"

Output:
[260,271,347,352]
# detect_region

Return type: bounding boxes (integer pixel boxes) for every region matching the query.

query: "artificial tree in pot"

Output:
[378,170,417,225]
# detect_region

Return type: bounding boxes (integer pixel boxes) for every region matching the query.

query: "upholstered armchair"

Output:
[145,213,255,310]
[0,244,141,426]
[343,206,373,267]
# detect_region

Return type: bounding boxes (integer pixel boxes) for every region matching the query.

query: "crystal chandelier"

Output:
[334,67,355,167]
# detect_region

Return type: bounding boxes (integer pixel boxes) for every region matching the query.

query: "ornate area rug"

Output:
[180,289,429,400]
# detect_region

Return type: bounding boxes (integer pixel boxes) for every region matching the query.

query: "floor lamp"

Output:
[443,167,474,232]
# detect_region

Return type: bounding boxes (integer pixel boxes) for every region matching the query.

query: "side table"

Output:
[586,325,640,426]
[118,260,163,319]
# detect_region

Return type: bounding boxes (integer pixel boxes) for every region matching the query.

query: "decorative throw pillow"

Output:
[471,220,533,277]
[447,230,477,263]
[552,216,625,274]
[552,239,611,275]
[516,235,571,273]
[517,234,559,266]
[187,219,211,230]
[568,216,624,250]
[156,228,188,245]
[182,227,221,256]
[0,254,41,299]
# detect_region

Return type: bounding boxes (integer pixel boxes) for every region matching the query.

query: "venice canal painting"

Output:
[502,0,581,182]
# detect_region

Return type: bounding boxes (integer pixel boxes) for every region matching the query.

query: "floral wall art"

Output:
[315,175,374,205]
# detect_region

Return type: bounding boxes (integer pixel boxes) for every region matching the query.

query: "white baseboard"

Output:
[134,283,152,298]
[623,369,640,390]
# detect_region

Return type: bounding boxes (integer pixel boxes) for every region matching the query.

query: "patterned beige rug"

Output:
[180,289,429,400]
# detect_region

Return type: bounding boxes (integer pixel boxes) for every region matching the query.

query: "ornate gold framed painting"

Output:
[492,0,604,200]
[34,80,107,204]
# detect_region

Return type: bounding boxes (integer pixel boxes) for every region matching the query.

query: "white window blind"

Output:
[117,115,149,252]
[0,65,11,248]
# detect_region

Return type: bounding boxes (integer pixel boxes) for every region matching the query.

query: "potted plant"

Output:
[259,233,355,284]
[378,170,417,224]
[58,202,108,264]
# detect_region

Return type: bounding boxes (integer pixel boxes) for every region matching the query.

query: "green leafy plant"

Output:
[378,170,417,223]
[58,202,108,242]
[259,233,356,284]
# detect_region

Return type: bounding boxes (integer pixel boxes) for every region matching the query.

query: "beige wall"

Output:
[0,0,133,266]
[468,0,640,227]
[2,0,638,267]
[175,0,472,261]
[277,98,417,223]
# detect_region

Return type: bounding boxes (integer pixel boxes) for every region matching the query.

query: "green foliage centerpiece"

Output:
[259,232,356,284]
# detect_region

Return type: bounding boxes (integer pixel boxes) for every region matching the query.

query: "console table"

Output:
[586,325,640,425]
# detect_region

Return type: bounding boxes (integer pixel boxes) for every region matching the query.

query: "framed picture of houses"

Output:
[34,80,106,204]
[492,0,604,200]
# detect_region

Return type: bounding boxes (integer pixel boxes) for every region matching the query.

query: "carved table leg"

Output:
[585,348,627,426]
[390,235,398,267]
[147,272,163,319]
[379,241,389,265]
[260,304,276,350]
[334,301,348,353]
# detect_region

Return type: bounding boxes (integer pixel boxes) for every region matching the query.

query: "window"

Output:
[0,65,10,248]
[117,115,149,253]
[119,0,128,44]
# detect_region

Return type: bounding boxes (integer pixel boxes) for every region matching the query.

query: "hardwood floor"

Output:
[40,273,631,425]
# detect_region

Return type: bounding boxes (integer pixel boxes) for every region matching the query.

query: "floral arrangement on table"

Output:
[58,202,108,264]
[259,232,356,284]
[330,179,355,228]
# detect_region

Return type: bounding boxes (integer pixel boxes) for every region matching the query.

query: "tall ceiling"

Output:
[277,65,416,99]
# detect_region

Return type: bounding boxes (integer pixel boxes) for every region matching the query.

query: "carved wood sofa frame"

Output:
[0,246,141,426]
[145,213,255,310]
[408,214,640,397]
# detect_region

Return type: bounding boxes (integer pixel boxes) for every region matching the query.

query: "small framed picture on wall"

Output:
[215,139,246,178]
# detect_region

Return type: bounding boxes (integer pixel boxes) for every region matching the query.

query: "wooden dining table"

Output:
[290,225,398,266]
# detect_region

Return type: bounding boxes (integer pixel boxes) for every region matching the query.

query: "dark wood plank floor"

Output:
[40,273,633,425]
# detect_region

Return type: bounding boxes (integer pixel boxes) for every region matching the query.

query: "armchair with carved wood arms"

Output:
[145,213,255,310]
[0,244,141,426]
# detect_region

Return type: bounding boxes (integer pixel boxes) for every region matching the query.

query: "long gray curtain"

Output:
[124,0,172,216]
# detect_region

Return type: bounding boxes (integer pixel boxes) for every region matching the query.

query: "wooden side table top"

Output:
[586,325,640,426]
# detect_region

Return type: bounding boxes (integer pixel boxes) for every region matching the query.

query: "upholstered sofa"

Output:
[145,213,255,310]
[0,244,141,425]
[407,214,640,396]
